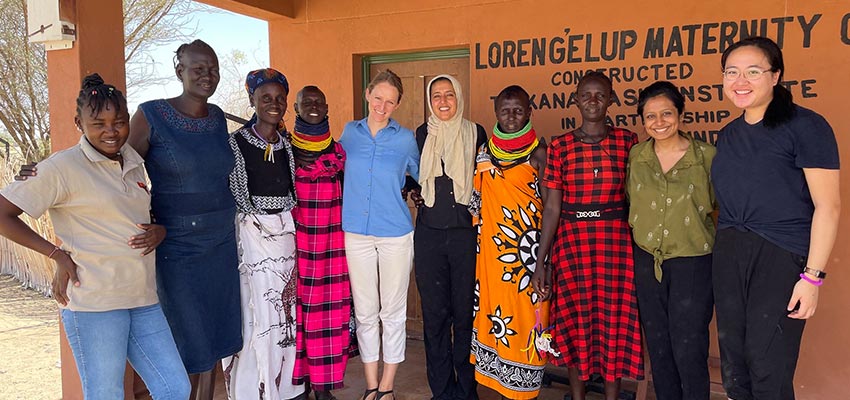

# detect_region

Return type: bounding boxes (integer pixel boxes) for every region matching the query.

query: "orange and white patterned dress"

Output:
[470,150,551,400]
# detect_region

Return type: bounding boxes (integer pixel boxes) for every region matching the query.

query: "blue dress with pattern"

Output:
[139,99,242,373]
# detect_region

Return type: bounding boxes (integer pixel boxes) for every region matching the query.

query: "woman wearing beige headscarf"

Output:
[410,74,487,400]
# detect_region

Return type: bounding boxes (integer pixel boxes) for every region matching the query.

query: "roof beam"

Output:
[194,0,296,20]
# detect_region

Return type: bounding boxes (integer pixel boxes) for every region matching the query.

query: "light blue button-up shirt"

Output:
[339,118,420,237]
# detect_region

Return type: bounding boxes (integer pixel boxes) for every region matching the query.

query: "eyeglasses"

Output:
[722,67,773,81]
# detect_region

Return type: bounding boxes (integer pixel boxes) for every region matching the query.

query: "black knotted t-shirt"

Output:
[712,105,839,256]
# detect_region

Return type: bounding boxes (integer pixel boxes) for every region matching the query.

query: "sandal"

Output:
[361,387,379,400]
[376,389,394,400]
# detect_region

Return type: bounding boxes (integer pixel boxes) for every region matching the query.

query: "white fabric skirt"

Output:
[223,212,304,399]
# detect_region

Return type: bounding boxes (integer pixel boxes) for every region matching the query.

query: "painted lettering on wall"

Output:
[842,13,850,44]
[474,12,845,144]
[475,15,822,69]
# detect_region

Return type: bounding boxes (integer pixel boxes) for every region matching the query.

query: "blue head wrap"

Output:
[243,68,289,131]
[245,68,289,95]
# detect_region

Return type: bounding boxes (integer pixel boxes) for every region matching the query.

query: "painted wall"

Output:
[207,0,850,398]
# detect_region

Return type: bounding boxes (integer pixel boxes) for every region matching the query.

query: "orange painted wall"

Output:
[256,1,848,398]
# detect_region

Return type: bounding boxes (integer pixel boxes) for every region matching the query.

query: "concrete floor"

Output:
[0,275,728,400]
[210,339,728,400]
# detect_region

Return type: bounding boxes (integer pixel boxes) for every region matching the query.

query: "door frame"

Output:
[358,48,470,118]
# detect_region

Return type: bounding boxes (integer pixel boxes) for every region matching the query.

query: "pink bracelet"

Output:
[47,246,63,259]
[799,273,823,287]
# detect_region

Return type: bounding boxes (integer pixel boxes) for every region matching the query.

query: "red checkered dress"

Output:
[542,128,644,381]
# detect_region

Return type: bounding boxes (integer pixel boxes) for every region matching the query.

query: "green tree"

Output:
[0,0,201,161]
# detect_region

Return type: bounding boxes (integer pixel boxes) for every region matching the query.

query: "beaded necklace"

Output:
[292,115,333,153]
[250,124,282,163]
[488,121,539,162]
[291,130,332,152]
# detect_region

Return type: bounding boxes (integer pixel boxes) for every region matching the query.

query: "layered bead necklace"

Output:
[488,121,539,162]
[292,115,332,153]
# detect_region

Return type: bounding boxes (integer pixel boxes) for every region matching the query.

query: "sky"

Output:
[127,3,270,112]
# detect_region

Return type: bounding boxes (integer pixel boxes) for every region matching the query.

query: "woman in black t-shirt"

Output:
[711,36,840,400]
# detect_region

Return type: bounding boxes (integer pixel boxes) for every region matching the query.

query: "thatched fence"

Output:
[0,158,55,296]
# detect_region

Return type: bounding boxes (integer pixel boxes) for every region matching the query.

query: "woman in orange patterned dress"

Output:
[469,86,551,400]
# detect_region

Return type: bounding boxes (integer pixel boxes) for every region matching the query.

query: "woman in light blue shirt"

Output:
[338,69,419,400]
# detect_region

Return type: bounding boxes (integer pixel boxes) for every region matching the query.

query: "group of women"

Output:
[532,36,836,400]
[2,40,355,400]
[0,35,839,400]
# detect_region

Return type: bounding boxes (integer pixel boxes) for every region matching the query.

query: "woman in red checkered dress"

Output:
[532,72,643,400]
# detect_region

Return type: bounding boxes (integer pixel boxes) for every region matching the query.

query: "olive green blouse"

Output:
[627,134,717,281]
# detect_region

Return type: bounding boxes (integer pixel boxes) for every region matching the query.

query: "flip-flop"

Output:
[376,389,394,400]
[361,387,379,400]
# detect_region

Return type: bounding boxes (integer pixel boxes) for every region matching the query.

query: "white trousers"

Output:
[345,231,414,364]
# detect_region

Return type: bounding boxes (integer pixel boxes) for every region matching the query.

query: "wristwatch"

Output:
[804,267,827,279]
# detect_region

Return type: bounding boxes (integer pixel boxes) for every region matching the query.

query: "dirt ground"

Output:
[0,274,61,400]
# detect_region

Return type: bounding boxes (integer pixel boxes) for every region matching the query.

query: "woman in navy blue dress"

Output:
[18,39,242,399]
[130,40,242,396]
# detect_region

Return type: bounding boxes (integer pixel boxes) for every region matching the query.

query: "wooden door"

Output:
[366,55,470,339]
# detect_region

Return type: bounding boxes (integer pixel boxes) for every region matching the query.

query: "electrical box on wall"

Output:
[26,0,76,50]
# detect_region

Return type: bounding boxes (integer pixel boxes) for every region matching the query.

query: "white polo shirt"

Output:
[2,135,157,311]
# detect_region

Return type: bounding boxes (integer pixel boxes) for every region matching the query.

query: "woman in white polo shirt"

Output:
[0,74,189,400]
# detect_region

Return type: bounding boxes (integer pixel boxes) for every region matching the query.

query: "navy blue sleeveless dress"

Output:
[139,99,242,373]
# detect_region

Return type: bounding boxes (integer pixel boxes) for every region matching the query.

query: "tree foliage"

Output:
[0,0,201,161]
[0,0,49,161]
[123,0,201,93]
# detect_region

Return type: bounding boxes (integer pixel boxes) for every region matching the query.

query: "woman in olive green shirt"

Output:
[626,81,716,400]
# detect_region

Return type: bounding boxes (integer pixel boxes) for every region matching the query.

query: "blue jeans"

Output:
[61,303,190,400]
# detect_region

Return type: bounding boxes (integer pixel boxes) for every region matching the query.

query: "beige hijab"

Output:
[419,74,477,207]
